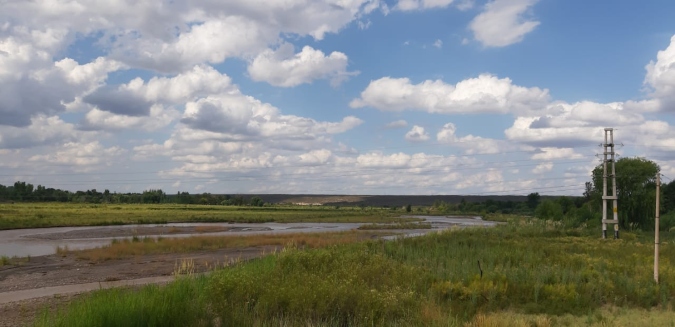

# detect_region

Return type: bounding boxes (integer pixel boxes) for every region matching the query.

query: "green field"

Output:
[36,219,675,326]
[0,203,416,230]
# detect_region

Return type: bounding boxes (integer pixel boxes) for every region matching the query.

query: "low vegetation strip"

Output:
[36,220,675,326]
[61,231,393,262]
[0,203,415,230]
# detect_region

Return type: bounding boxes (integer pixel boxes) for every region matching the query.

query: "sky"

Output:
[2,0,675,196]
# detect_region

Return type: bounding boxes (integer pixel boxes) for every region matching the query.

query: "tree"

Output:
[250,196,264,207]
[405,204,412,213]
[527,192,541,209]
[590,157,659,229]
[535,200,563,221]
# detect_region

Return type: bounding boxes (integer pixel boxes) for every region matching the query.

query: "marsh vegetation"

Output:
[35,219,675,326]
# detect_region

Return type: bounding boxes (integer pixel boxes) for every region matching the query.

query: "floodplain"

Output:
[1,203,674,326]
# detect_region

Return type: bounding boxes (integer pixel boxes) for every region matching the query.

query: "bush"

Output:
[535,200,563,221]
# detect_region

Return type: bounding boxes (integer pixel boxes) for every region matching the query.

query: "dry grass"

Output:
[67,231,391,262]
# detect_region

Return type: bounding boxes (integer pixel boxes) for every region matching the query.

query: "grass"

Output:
[0,203,416,230]
[357,222,433,230]
[35,219,675,326]
[0,254,31,266]
[61,231,392,262]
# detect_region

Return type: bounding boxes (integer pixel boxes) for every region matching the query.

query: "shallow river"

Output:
[0,216,497,257]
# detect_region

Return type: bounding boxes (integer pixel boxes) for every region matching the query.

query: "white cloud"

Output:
[29,141,126,170]
[405,125,430,142]
[80,105,181,132]
[396,0,456,11]
[645,35,675,110]
[248,44,358,87]
[437,122,529,154]
[505,101,646,147]
[384,120,408,129]
[433,39,443,48]
[350,74,550,115]
[3,0,383,73]
[469,0,540,47]
[531,147,583,160]
[532,162,553,174]
[0,116,82,149]
[0,33,124,126]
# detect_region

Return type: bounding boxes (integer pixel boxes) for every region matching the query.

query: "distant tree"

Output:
[405,204,412,213]
[232,195,245,206]
[527,192,541,209]
[250,196,264,207]
[535,200,563,221]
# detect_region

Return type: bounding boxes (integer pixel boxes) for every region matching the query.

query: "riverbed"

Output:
[0,216,496,257]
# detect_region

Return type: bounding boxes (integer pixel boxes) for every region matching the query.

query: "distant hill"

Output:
[256,194,561,207]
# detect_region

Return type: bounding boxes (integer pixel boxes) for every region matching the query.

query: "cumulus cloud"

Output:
[437,122,529,154]
[396,0,456,11]
[350,74,550,115]
[405,125,430,142]
[531,147,583,160]
[2,0,383,73]
[532,162,553,174]
[433,39,443,48]
[29,141,126,169]
[79,65,233,131]
[469,0,540,47]
[505,101,646,147]
[0,116,81,149]
[0,33,124,126]
[248,44,358,87]
[180,94,363,141]
[84,86,153,117]
[79,106,181,132]
[645,35,675,110]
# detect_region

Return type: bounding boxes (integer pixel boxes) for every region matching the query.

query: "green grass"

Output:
[0,203,415,230]
[35,220,675,326]
[37,277,213,327]
[0,255,9,266]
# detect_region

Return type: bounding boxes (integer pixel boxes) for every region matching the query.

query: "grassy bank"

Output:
[62,231,393,262]
[36,220,675,326]
[0,203,412,230]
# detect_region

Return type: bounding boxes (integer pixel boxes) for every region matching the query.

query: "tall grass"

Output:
[35,220,675,326]
[37,277,212,327]
[68,231,390,262]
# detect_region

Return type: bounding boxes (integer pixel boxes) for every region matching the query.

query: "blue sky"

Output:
[2,0,675,195]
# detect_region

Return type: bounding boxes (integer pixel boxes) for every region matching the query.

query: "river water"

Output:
[0,216,497,257]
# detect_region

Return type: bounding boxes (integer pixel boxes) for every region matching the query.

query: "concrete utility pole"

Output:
[602,128,619,239]
[655,173,661,283]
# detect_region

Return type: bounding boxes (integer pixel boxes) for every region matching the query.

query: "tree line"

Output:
[427,157,675,232]
[2,157,673,231]
[0,182,265,206]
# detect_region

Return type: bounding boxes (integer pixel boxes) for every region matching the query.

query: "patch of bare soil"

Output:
[0,293,80,327]
[0,247,281,326]
[0,246,279,294]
